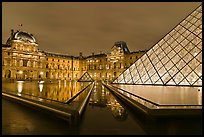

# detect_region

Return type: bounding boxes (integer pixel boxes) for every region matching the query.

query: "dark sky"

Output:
[2,2,201,56]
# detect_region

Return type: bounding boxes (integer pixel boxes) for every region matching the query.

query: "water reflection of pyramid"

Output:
[78,72,94,82]
[113,5,202,86]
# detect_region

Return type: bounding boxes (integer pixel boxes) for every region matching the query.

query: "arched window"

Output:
[20,60,23,67]
[114,62,116,69]
[27,61,31,67]
[114,72,117,77]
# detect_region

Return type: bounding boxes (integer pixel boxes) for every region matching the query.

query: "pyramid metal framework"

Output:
[113,5,202,87]
[78,72,94,82]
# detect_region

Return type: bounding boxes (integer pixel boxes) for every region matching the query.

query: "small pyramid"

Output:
[113,5,202,86]
[78,72,94,82]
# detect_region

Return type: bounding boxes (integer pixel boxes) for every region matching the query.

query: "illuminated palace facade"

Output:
[2,29,146,82]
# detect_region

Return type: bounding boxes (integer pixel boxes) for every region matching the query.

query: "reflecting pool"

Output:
[2,80,91,102]
[2,80,202,135]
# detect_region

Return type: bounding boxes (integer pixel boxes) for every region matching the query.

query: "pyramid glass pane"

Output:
[113,5,202,87]
[178,78,190,86]
[133,72,140,84]
[78,72,94,82]
[144,79,152,84]
[151,72,160,84]
[176,33,185,43]
[162,72,171,84]
[135,79,142,84]
[155,78,163,85]
[180,65,192,77]
[167,79,176,85]
[194,64,202,77]
[164,60,174,71]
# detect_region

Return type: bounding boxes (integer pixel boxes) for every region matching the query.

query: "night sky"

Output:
[2,2,201,56]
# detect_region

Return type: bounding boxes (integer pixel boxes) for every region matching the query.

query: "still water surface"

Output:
[2,81,202,135]
[2,80,90,102]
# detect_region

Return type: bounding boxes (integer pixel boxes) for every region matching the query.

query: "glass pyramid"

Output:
[78,72,94,82]
[113,5,202,87]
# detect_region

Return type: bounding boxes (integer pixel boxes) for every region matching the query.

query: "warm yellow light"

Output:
[17,81,23,95]
[19,71,23,74]
[39,83,43,92]
[40,72,43,75]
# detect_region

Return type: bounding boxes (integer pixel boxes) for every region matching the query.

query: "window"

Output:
[99,64,103,70]
[114,72,117,77]
[23,60,27,67]
[114,62,116,69]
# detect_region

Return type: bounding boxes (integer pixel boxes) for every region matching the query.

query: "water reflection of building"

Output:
[89,84,128,120]
[2,30,146,81]
[41,81,87,102]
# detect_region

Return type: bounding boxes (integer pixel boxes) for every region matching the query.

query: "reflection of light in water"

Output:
[59,80,61,88]
[102,86,105,97]
[17,81,24,96]
[39,83,44,92]
[109,96,128,121]
[39,81,44,84]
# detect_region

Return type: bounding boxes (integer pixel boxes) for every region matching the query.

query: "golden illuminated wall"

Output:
[45,54,82,80]
[2,39,46,80]
[2,31,146,81]
[85,50,146,81]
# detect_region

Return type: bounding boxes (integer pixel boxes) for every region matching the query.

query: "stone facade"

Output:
[2,29,147,82]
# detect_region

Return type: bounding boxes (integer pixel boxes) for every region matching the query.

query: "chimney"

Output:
[79,52,83,58]
[11,29,14,38]
[92,52,94,56]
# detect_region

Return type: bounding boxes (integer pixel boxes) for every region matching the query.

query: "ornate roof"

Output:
[6,30,37,44]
